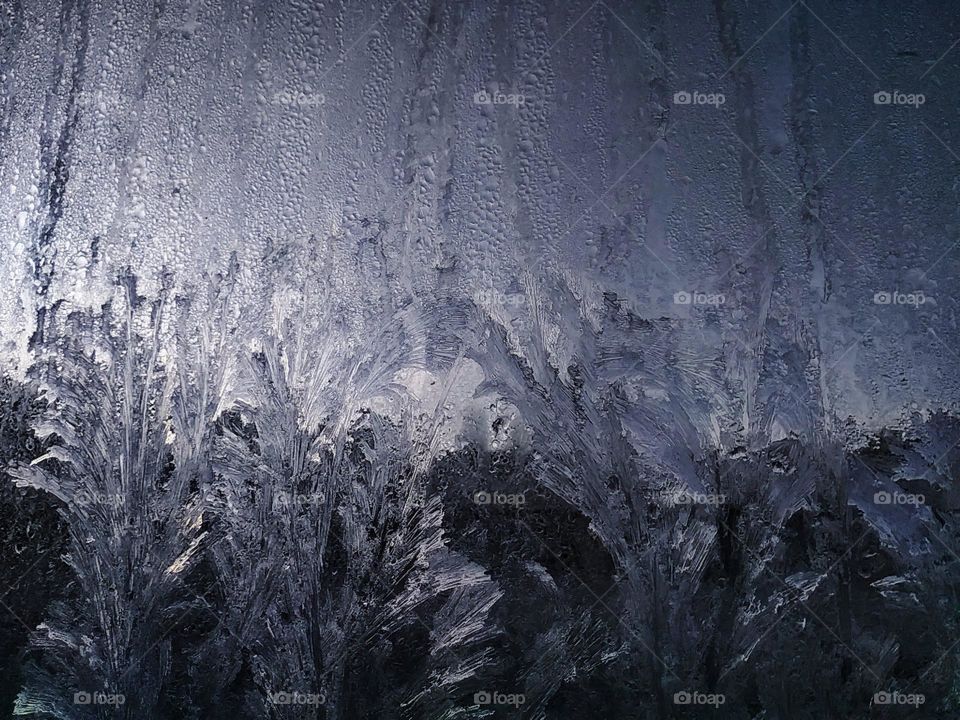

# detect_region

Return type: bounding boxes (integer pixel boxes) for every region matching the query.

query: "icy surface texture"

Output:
[0,0,958,718]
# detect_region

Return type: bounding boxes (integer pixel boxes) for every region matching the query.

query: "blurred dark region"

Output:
[0,378,69,716]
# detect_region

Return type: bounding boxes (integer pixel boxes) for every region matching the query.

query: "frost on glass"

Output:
[0,0,959,717]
